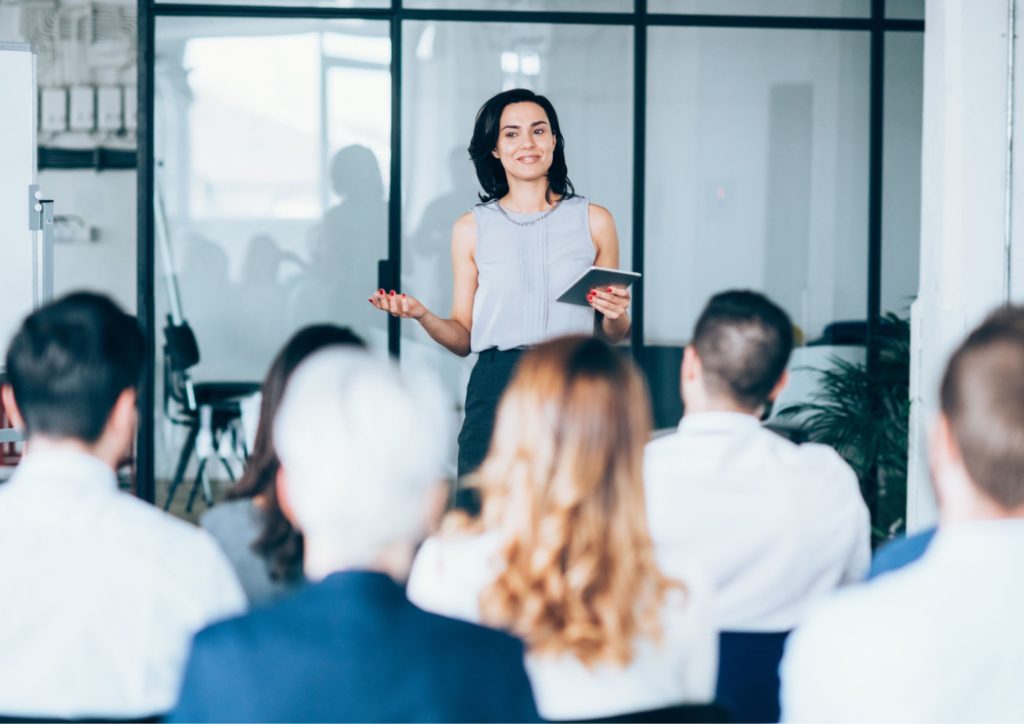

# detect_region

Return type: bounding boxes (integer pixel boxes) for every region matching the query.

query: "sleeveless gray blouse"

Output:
[471,195,597,353]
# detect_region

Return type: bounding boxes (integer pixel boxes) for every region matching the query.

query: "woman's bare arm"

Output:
[589,204,631,343]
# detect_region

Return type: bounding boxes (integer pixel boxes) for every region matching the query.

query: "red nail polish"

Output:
[606,287,613,292]
[368,298,374,303]
[402,293,407,298]
[390,290,396,296]
[378,289,384,294]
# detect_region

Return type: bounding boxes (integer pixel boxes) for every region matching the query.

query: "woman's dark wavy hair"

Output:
[468,88,575,204]
[227,324,364,583]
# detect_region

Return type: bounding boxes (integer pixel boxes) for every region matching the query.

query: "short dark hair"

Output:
[941,306,1024,510]
[691,290,794,410]
[228,324,364,583]
[4,292,145,443]
[468,88,575,204]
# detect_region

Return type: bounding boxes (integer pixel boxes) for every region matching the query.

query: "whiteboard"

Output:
[0,43,36,366]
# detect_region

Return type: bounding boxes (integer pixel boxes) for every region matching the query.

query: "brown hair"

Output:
[941,306,1024,510]
[468,336,677,667]
[228,324,364,582]
[692,290,794,410]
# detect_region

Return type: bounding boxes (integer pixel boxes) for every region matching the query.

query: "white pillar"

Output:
[908,0,1024,530]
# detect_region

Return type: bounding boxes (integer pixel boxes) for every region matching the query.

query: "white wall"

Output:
[0,45,36,363]
[0,3,137,318]
[41,169,137,312]
[644,27,871,345]
[908,0,1024,529]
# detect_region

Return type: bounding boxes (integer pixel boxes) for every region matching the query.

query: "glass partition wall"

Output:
[139,0,925,511]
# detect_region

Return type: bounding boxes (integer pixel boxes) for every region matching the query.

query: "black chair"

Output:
[162,317,259,512]
[715,630,791,724]
[550,702,730,723]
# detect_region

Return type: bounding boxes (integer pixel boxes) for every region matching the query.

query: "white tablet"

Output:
[556,266,642,307]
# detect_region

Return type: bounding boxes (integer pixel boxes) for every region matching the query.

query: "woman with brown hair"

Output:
[407,336,716,721]
[200,324,364,604]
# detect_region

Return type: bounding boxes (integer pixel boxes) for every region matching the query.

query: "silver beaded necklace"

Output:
[495,199,561,226]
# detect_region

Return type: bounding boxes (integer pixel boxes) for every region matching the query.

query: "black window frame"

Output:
[136,0,924,506]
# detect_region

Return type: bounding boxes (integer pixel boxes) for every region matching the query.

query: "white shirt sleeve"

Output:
[780,610,844,721]
[780,595,879,723]
[837,464,872,585]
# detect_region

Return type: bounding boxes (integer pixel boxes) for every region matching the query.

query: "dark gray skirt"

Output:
[456,347,525,480]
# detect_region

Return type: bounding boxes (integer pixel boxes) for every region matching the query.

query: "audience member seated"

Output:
[0,293,246,720]
[170,349,539,723]
[781,306,1024,721]
[200,324,363,605]
[408,336,717,722]
[644,290,871,632]
[867,526,936,579]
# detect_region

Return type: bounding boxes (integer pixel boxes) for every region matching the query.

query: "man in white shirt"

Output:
[0,292,246,720]
[645,290,870,632]
[781,306,1024,722]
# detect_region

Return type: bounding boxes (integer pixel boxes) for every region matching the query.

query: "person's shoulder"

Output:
[413,603,527,673]
[108,493,244,598]
[168,607,279,721]
[455,209,479,228]
[404,603,539,719]
[199,497,253,532]
[408,531,498,616]
[415,531,498,572]
[780,586,879,715]
[108,490,219,550]
[643,430,692,488]
[191,591,302,666]
[645,427,683,459]
[783,589,876,684]
[777,435,860,488]
[810,565,927,638]
[452,211,478,250]
[585,200,615,231]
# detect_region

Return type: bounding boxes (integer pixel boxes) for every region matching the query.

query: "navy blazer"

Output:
[169,570,540,722]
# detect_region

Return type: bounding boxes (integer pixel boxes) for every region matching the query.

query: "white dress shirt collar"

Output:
[8,448,117,494]
[928,517,1024,563]
[677,411,763,435]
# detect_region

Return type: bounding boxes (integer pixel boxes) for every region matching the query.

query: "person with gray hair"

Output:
[170,348,539,723]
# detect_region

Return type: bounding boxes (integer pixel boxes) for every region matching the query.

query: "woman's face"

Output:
[493,101,556,184]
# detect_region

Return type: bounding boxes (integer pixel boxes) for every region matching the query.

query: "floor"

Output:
[155,472,235,525]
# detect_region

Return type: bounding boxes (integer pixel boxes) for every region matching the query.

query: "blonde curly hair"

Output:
[469,335,679,667]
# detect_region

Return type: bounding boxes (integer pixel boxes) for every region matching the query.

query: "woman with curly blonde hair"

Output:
[407,336,716,721]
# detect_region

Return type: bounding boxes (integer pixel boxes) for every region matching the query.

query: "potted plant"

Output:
[776,314,910,546]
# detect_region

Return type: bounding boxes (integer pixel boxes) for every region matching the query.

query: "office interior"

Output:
[5,0,1007,539]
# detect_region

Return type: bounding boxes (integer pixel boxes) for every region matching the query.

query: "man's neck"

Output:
[682,397,759,418]
[941,497,1024,525]
[303,538,414,586]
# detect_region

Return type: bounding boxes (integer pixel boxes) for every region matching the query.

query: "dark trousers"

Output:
[455,348,524,510]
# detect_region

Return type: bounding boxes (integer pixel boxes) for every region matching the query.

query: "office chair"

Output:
[162,317,259,512]
[715,630,791,724]
[550,702,730,723]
